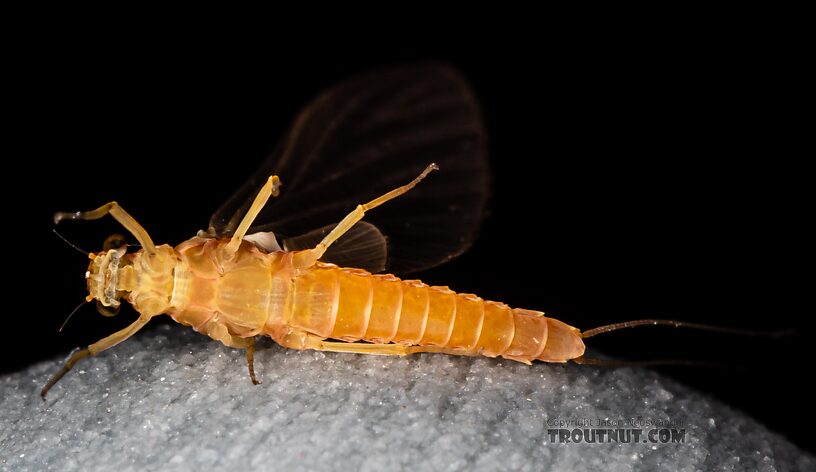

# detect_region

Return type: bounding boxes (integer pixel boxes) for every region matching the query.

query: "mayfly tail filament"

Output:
[580,319,794,339]
[575,318,795,368]
[572,356,736,369]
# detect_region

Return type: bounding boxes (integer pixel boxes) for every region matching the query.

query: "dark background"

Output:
[8,28,812,453]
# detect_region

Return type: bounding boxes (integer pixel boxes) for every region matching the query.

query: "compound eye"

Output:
[96,299,120,317]
[103,233,127,251]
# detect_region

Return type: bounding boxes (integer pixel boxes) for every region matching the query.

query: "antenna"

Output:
[52,229,89,255]
[59,300,88,332]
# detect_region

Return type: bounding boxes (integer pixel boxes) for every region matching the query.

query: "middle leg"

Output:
[218,332,261,385]
[225,175,282,256]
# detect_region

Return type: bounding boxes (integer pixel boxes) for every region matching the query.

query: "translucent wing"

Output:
[206,63,489,274]
[282,222,388,273]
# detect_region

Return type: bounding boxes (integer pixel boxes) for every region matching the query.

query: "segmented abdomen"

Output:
[286,263,584,363]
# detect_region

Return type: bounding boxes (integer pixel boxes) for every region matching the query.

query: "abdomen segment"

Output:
[285,263,585,363]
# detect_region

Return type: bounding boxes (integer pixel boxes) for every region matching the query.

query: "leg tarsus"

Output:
[218,334,262,385]
[303,337,449,357]
[225,175,282,256]
[245,338,260,385]
[54,201,156,253]
[40,315,152,400]
[40,348,90,400]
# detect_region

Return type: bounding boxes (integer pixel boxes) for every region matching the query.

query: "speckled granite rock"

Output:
[1,325,812,472]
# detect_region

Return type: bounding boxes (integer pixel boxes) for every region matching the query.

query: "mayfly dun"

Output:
[42,63,751,399]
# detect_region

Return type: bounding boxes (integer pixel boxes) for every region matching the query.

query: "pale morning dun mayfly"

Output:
[42,63,734,399]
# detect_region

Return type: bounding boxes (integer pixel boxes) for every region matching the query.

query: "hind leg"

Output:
[277,331,463,357]
[293,163,438,268]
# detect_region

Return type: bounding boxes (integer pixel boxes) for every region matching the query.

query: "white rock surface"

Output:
[1,325,812,472]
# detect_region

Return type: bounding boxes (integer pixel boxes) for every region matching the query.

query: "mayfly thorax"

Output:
[43,64,729,399]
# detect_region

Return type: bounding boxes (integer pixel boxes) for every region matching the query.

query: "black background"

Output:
[7,26,812,454]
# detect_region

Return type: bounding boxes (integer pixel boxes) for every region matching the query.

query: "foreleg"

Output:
[41,315,153,399]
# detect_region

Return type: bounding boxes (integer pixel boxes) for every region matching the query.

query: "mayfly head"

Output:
[85,235,137,316]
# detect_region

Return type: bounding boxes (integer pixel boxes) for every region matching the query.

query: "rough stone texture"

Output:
[1,325,812,472]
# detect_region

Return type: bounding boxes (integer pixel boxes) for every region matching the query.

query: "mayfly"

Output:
[42,64,744,399]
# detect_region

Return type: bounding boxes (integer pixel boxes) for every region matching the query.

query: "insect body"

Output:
[42,64,584,398]
[150,221,582,366]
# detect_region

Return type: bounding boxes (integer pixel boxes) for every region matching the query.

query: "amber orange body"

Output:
[40,66,592,400]
[119,237,585,364]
